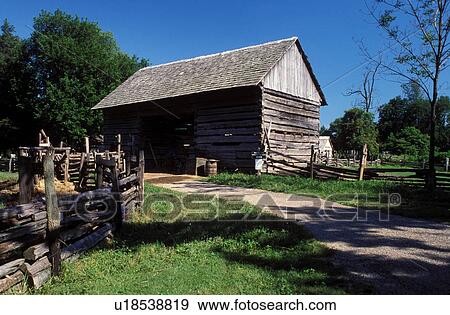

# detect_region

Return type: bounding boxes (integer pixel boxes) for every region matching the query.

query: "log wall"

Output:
[102,107,141,154]
[261,88,320,175]
[101,87,262,174]
[101,86,322,175]
[195,95,261,173]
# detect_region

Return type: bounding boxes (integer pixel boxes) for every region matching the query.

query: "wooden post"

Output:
[95,154,104,189]
[138,150,145,205]
[78,152,86,190]
[43,148,61,275]
[64,149,70,183]
[445,157,449,172]
[110,158,123,231]
[116,134,122,171]
[309,145,314,180]
[18,153,33,205]
[8,156,13,172]
[125,152,131,176]
[85,137,89,154]
[358,144,368,181]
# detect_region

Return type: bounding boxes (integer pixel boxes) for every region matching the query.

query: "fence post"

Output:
[139,150,145,205]
[85,137,89,154]
[110,158,123,231]
[117,134,122,171]
[43,148,61,276]
[18,151,33,205]
[446,157,449,173]
[95,154,104,189]
[309,145,314,180]
[64,149,70,183]
[358,144,368,181]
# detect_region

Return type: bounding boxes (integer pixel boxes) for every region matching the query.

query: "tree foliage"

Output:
[328,108,379,156]
[385,126,430,160]
[27,10,148,146]
[0,19,36,152]
[0,10,148,152]
[369,0,449,188]
[378,83,450,152]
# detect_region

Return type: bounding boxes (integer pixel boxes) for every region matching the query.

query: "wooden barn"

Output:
[93,37,327,174]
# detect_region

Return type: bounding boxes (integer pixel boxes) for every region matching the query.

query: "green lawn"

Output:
[206,173,450,223]
[35,184,357,295]
[0,171,17,182]
[0,171,18,208]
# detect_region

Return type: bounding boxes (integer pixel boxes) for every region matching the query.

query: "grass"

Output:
[35,184,358,295]
[0,171,17,182]
[206,173,450,223]
[0,171,18,208]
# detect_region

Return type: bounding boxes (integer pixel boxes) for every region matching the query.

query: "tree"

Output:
[0,19,36,152]
[385,126,430,160]
[345,60,382,178]
[26,10,148,146]
[345,61,382,112]
[378,82,450,150]
[329,108,379,156]
[368,0,450,189]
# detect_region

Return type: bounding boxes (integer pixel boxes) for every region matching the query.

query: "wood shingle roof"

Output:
[93,37,323,109]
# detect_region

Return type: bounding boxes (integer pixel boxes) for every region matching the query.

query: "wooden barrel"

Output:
[205,159,218,176]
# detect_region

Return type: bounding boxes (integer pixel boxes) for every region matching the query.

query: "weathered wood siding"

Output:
[102,106,141,154]
[195,106,260,172]
[194,88,261,172]
[261,88,320,175]
[101,87,262,173]
[262,43,323,105]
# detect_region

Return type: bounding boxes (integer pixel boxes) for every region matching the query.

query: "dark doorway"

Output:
[141,114,194,173]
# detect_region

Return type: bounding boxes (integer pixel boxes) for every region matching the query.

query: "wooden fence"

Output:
[0,156,17,173]
[0,146,145,293]
[266,145,450,189]
[306,163,449,187]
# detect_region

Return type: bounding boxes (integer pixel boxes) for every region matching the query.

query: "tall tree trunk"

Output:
[427,86,438,191]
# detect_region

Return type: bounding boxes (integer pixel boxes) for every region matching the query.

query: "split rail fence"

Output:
[267,145,450,189]
[0,143,145,293]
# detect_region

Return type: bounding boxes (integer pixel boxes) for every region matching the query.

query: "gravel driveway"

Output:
[157,180,450,294]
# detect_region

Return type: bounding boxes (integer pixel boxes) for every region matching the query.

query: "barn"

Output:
[93,37,327,174]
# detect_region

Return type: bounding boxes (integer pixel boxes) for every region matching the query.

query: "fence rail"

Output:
[306,163,450,189]
[0,144,145,293]
[0,157,17,173]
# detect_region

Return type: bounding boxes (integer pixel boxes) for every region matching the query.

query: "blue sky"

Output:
[1,0,449,126]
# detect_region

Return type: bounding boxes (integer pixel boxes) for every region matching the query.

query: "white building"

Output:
[319,136,334,159]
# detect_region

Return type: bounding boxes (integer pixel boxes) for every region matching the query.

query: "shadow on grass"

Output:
[117,215,371,294]
[207,173,450,223]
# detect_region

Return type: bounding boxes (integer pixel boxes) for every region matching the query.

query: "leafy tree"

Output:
[0,19,36,152]
[378,84,450,151]
[26,10,148,146]
[368,0,450,189]
[385,127,430,160]
[378,96,410,143]
[329,108,379,156]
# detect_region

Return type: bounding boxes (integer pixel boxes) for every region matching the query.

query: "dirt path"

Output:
[157,180,450,294]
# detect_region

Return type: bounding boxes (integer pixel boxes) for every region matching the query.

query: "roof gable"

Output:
[93,37,326,109]
[262,41,326,104]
